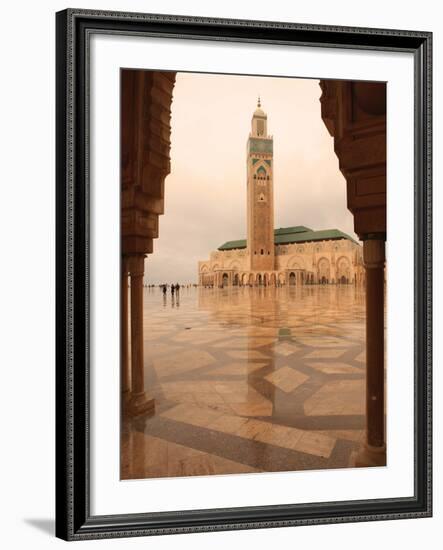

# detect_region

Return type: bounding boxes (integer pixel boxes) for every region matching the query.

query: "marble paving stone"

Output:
[235,419,274,441]
[254,423,304,450]
[152,349,216,377]
[212,338,249,349]
[304,348,347,359]
[143,342,184,359]
[306,362,363,374]
[296,337,348,348]
[160,380,216,394]
[227,349,269,360]
[304,379,365,416]
[192,392,226,406]
[210,362,267,376]
[265,366,309,393]
[273,342,299,356]
[207,414,250,435]
[316,429,365,443]
[294,431,336,458]
[229,401,273,417]
[160,403,223,428]
[218,388,270,406]
[160,391,196,404]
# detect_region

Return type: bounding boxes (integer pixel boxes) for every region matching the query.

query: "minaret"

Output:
[246,97,275,271]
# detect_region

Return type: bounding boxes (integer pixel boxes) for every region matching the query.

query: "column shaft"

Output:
[130,255,145,397]
[364,240,385,448]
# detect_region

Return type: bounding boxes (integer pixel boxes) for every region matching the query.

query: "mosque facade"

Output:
[198,100,364,288]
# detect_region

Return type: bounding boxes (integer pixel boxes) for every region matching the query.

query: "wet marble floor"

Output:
[121,285,370,480]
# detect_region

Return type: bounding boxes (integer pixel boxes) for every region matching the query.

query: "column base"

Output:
[124,392,155,417]
[351,443,386,468]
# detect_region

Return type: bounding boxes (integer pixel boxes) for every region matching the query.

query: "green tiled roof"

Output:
[274,226,312,235]
[217,226,358,251]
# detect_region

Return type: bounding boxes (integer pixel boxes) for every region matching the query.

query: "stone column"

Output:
[121,257,130,400]
[126,254,155,416]
[355,237,386,466]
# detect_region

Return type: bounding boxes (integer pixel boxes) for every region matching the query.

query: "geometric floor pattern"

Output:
[121,285,369,480]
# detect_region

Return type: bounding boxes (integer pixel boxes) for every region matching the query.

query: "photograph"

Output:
[120,69,386,480]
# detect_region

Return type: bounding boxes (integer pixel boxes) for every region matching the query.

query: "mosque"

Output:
[198,99,364,288]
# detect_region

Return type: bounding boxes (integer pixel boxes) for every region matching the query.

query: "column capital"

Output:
[363,239,385,269]
[127,254,146,277]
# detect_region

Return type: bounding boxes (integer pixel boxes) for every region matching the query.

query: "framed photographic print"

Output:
[55,8,432,540]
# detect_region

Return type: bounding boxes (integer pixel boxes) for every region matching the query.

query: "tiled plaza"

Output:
[121,285,369,479]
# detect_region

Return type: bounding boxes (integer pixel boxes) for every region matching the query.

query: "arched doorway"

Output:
[257,273,262,286]
[317,257,330,284]
[233,273,239,286]
[337,256,351,284]
[270,273,276,286]
[289,272,296,286]
[222,273,229,287]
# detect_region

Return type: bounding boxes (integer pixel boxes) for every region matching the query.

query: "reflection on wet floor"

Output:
[122,285,368,479]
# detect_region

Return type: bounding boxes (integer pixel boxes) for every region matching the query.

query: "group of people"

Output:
[161,283,181,296]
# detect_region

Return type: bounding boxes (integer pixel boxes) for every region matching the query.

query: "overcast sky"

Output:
[144,71,356,284]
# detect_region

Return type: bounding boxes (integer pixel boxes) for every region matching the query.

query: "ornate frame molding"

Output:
[55,9,432,540]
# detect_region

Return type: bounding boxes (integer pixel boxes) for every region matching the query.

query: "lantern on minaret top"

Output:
[246,97,275,272]
[251,96,268,137]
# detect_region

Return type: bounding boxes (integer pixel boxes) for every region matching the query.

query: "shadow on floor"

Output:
[24,518,54,536]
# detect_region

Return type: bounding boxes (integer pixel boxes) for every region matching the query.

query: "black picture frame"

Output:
[55,8,432,541]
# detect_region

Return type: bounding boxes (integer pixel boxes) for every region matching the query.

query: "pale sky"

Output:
[144,71,356,284]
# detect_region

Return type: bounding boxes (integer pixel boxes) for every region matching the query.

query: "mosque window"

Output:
[256,166,267,179]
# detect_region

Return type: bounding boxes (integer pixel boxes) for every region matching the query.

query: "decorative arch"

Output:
[200,264,209,273]
[229,261,241,271]
[256,165,267,177]
[287,255,305,270]
[317,257,330,283]
[336,256,351,283]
